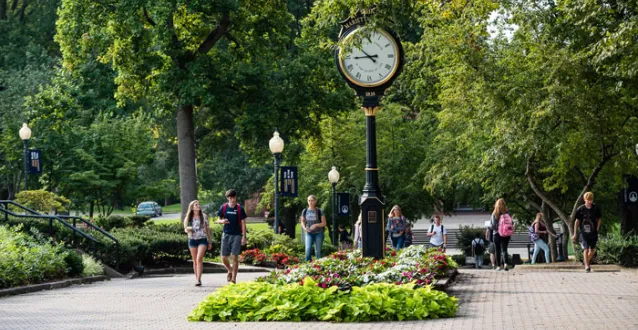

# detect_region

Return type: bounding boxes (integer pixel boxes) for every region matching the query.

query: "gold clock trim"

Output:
[338,28,400,88]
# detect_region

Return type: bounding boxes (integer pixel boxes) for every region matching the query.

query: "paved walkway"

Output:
[1,268,637,329]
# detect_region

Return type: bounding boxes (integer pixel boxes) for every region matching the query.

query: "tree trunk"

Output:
[89,200,94,219]
[177,103,197,218]
[560,221,570,259]
[0,0,7,20]
[541,203,558,261]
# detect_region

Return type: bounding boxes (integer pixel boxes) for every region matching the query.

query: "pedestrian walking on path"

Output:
[491,198,512,271]
[572,191,602,272]
[216,189,247,283]
[300,195,326,261]
[183,200,212,286]
[387,205,407,249]
[471,233,485,269]
[353,212,362,249]
[530,212,556,264]
[427,214,447,252]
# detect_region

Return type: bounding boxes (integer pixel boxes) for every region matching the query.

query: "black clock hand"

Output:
[359,50,377,63]
[354,55,378,59]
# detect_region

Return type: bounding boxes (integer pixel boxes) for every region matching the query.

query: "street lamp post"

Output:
[269,131,284,234]
[19,123,32,191]
[328,166,340,247]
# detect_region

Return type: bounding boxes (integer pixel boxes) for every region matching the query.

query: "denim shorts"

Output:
[188,238,209,248]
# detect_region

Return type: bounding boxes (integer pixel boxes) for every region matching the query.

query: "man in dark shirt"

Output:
[217,189,247,283]
[572,191,602,272]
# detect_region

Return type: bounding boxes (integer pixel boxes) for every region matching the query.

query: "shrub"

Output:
[188,278,458,322]
[592,231,638,267]
[0,225,68,289]
[64,249,85,277]
[82,254,104,276]
[455,225,485,255]
[13,189,70,214]
[94,215,131,231]
[451,254,466,266]
[128,215,151,228]
[270,252,300,267]
[264,244,292,255]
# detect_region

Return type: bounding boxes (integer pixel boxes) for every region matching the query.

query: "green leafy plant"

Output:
[188,277,458,322]
[81,254,104,276]
[264,244,292,255]
[0,225,68,289]
[63,249,85,277]
[13,189,71,214]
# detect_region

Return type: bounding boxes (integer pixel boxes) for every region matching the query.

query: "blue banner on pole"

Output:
[28,149,42,174]
[279,166,298,197]
[337,193,350,216]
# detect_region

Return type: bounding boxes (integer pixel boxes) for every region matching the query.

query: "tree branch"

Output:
[143,7,156,26]
[525,158,569,223]
[0,0,7,20]
[192,12,230,58]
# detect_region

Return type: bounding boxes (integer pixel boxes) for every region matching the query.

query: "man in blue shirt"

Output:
[217,189,247,283]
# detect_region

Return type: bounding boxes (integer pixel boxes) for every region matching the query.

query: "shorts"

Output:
[188,238,209,248]
[221,233,242,256]
[488,242,496,254]
[581,236,598,249]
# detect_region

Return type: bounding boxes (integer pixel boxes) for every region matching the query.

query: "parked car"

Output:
[136,201,162,217]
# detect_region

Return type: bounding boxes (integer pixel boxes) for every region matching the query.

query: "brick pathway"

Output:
[1,269,637,329]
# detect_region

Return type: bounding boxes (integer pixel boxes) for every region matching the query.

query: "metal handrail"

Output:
[0,200,120,257]
[57,215,119,244]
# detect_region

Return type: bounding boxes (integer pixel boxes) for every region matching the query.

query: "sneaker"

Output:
[496,267,502,271]
[195,281,202,287]
[504,267,509,271]
[585,267,591,273]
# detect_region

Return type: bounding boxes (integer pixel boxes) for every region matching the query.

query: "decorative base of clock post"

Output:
[360,193,386,259]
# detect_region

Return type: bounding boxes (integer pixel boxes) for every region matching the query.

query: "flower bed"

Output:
[258,245,457,288]
[240,248,299,268]
[188,277,458,322]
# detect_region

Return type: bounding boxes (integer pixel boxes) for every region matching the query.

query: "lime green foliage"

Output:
[188,277,457,322]
[0,225,68,289]
[14,190,71,214]
[81,254,104,276]
[264,244,293,255]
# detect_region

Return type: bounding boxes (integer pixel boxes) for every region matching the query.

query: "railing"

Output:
[0,200,119,261]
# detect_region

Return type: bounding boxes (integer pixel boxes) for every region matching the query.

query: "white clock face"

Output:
[339,29,399,87]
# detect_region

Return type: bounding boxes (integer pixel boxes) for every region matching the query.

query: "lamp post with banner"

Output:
[269,131,284,234]
[19,123,32,191]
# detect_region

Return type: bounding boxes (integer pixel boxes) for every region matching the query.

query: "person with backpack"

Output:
[572,192,602,272]
[530,212,557,264]
[471,232,486,269]
[490,198,513,271]
[427,214,447,252]
[353,212,363,249]
[216,189,247,283]
[386,205,407,249]
[300,195,327,262]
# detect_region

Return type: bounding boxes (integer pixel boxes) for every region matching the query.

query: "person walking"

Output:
[338,225,353,250]
[183,200,212,286]
[387,205,407,249]
[572,192,602,272]
[353,212,363,249]
[300,195,327,262]
[427,214,447,252]
[531,212,557,264]
[471,233,486,269]
[491,198,513,271]
[216,189,247,284]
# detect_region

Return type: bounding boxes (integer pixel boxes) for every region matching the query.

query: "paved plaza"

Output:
[1,268,637,330]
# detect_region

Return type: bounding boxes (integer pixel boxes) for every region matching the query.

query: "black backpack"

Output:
[472,238,485,254]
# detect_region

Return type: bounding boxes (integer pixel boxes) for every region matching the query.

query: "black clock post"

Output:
[335,13,404,259]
